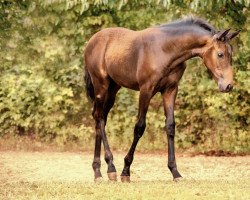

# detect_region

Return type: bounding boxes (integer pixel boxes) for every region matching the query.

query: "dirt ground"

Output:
[1,151,249,183]
[0,151,250,199]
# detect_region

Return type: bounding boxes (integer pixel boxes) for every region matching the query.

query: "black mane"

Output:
[159,17,217,34]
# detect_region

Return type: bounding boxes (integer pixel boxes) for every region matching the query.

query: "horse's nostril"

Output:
[226,84,233,92]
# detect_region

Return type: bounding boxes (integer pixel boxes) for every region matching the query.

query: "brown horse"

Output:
[84,17,240,182]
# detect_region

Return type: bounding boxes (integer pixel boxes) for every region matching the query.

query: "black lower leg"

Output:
[121,119,146,177]
[92,129,102,179]
[162,86,182,180]
[166,122,182,179]
[92,102,102,180]
[98,120,116,174]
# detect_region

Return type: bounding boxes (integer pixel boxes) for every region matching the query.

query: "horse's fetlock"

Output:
[92,160,101,169]
[105,151,113,163]
[168,161,177,170]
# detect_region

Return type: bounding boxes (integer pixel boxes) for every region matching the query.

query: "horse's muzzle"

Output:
[219,83,233,93]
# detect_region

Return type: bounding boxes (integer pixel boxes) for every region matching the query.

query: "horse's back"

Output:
[85,27,136,56]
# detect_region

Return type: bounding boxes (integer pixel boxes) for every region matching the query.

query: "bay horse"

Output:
[84,17,240,182]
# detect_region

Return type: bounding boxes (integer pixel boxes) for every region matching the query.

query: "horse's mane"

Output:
[159,17,217,35]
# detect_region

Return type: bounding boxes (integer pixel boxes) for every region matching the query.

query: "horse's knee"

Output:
[134,119,146,138]
[166,121,175,136]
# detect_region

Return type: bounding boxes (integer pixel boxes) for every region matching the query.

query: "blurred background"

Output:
[0,0,249,153]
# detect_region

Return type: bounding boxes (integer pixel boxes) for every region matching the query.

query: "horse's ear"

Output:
[214,29,231,42]
[227,30,241,40]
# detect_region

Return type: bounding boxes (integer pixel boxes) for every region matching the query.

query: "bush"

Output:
[0,0,249,153]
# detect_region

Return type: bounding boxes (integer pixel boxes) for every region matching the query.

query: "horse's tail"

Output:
[84,67,95,102]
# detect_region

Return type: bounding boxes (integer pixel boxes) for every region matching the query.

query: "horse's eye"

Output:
[218,52,224,58]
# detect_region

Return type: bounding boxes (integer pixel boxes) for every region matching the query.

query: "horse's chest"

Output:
[158,67,186,90]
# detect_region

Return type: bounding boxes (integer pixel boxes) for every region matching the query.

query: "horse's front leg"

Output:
[162,86,182,181]
[121,87,153,182]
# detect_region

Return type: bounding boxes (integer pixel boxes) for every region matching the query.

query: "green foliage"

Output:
[0,0,249,152]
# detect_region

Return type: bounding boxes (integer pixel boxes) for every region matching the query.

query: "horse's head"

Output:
[202,29,240,93]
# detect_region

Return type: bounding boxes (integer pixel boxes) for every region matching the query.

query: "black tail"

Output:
[84,68,95,102]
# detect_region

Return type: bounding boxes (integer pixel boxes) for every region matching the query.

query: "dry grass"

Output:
[0,151,249,200]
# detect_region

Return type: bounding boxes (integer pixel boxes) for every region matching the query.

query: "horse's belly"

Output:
[107,63,139,90]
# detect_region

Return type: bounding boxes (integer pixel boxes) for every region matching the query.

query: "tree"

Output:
[0,0,249,152]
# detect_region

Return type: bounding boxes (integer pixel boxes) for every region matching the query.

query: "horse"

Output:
[84,17,240,182]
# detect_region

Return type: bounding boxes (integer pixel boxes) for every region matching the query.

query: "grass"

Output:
[0,151,249,200]
[2,180,249,200]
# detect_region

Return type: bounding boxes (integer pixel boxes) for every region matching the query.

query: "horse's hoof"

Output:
[94,177,103,183]
[121,176,130,183]
[173,177,183,182]
[108,172,117,181]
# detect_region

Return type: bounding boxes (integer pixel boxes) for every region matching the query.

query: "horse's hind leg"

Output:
[103,80,121,125]
[102,80,120,181]
[92,77,118,181]
[92,87,105,182]
[92,118,102,181]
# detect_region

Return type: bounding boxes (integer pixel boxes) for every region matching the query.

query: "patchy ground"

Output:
[0,151,249,200]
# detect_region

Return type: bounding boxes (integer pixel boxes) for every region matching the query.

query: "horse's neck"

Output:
[164,33,210,68]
